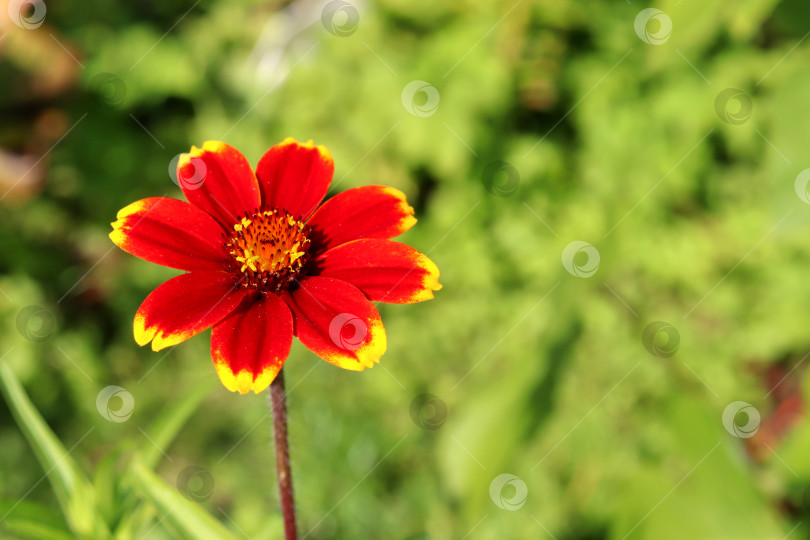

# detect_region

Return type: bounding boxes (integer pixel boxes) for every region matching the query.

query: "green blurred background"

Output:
[2,0,810,538]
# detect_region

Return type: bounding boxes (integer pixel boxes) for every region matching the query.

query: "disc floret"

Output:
[225,208,311,291]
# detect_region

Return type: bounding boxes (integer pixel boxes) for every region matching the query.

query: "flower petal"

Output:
[256,138,334,220]
[178,141,261,227]
[282,277,386,370]
[134,272,246,351]
[307,185,416,253]
[211,292,292,395]
[110,197,227,271]
[315,239,441,304]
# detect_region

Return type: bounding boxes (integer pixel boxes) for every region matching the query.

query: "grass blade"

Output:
[0,361,108,538]
[138,379,215,470]
[130,461,237,540]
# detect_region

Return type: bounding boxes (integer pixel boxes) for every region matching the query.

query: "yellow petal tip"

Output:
[214,359,280,395]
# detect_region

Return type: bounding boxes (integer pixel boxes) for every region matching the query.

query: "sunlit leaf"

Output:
[130,461,237,540]
[137,379,215,470]
[0,362,109,538]
[0,499,72,540]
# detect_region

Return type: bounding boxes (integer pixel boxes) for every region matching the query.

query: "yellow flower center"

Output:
[225,209,311,291]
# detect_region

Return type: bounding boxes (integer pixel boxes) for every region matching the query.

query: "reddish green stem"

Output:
[270,369,297,540]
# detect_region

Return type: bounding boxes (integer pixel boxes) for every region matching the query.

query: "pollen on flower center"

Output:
[225,208,311,291]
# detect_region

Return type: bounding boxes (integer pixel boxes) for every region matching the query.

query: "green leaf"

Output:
[111,379,215,536]
[92,449,121,528]
[2,519,75,540]
[0,361,109,538]
[0,499,72,540]
[138,379,215,470]
[111,501,155,540]
[130,461,237,540]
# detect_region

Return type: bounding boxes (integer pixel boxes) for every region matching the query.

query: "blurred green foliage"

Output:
[3,0,810,538]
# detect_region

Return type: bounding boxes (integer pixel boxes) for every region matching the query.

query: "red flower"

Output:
[110,139,441,394]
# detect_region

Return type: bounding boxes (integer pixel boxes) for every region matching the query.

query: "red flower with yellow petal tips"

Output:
[110,138,441,394]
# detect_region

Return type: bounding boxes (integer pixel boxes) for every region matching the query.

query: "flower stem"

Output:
[270,369,298,540]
